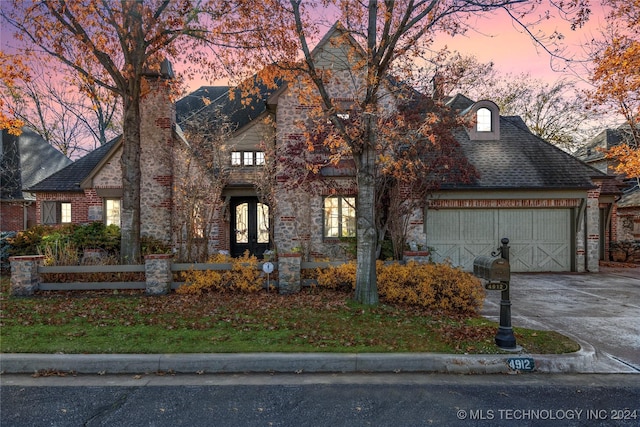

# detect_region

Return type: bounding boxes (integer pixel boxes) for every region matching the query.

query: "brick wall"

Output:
[0,202,35,232]
[35,190,102,225]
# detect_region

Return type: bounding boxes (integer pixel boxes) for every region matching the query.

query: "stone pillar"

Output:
[9,255,45,296]
[586,188,601,272]
[278,253,301,294]
[145,254,173,295]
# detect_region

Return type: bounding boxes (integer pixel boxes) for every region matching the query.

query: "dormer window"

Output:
[477,108,492,132]
[467,100,500,141]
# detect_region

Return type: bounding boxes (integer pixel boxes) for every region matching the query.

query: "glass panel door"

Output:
[230,198,270,258]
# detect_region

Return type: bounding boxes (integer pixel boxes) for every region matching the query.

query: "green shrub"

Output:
[6,223,121,265]
[6,225,55,256]
[141,235,171,256]
[70,222,120,253]
[0,231,16,270]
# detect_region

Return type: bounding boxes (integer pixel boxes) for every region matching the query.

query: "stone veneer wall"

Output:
[139,78,175,244]
[585,186,602,272]
[9,255,45,296]
[92,146,122,188]
[273,70,395,261]
[617,206,640,241]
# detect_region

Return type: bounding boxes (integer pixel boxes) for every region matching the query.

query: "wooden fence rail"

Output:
[10,255,376,295]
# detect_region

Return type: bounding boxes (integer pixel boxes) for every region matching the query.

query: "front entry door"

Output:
[230,198,270,258]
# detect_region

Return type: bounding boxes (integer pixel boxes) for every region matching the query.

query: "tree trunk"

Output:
[354,112,379,305]
[120,88,142,263]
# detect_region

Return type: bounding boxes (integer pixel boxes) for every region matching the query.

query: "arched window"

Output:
[477,108,492,132]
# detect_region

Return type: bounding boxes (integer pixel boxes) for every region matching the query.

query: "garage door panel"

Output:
[536,210,570,241]
[508,244,534,272]
[499,210,533,241]
[427,208,571,272]
[430,244,461,266]
[536,244,570,270]
[427,211,461,241]
[461,210,495,241]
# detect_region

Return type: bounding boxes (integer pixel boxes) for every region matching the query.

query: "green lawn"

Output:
[0,278,579,354]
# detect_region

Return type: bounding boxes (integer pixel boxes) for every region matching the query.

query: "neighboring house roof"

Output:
[28,136,121,192]
[574,128,624,164]
[619,185,640,209]
[445,111,605,190]
[1,128,72,200]
[445,94,475,112]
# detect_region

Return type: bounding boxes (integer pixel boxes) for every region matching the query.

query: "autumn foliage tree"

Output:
[261,0,591,305]
[0,51,27,135]
[0,58,121,157]
[589,0,640,182]
[1,0,295,262]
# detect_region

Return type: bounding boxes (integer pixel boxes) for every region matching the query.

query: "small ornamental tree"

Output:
[175,105,234,262]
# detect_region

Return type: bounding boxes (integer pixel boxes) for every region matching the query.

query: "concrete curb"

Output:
[1,346,622,375]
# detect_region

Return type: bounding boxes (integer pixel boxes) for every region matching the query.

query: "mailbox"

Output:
[473,256,510,282]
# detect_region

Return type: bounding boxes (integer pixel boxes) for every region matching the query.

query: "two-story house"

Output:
[27,24,614,273]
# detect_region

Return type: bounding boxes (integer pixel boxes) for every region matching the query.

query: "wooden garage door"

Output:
[426,209,572,272]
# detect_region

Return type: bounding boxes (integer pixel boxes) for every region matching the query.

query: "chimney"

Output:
[139,59,176,244]
[431,72,445,100]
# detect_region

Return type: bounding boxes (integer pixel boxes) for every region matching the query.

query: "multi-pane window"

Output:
[42,201,72,224]
[324,196,356,238]
[243,152,254,166]
[477,108,492,132]
[231,151,242,166]
[105,199,121,227]
[60,203,72,223]
[231,151,265,166]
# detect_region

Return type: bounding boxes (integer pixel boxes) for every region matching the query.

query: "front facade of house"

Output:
[28,25,615,272]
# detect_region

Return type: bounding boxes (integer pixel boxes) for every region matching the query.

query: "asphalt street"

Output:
[1,373,639,427]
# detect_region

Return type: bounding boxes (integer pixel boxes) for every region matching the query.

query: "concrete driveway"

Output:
[481,266,640,373]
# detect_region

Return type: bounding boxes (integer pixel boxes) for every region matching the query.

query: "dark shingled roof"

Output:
[445,115,604,190]
[176,74,286,131]
[28,136,120,192]
[1,129,72,200]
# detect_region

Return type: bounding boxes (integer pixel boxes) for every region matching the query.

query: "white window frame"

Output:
[323,196,356,239]
[105,198,121,227]
[477,108,492,132]
[60,202,72,223]
[232,151,266,167]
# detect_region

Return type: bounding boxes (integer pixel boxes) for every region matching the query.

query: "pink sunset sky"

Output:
[429,4,608,83]
[0,2,608,92]
[180,3,608,92]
